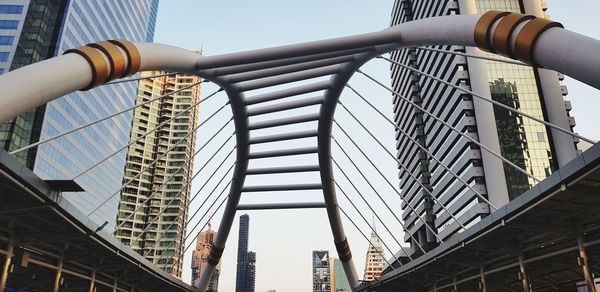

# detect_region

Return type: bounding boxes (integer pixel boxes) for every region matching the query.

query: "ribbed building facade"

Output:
[0,0,159,229]
[363,226,385,281]
[191,224,221,291]
[115,71,201,276]
[390,0,577,256]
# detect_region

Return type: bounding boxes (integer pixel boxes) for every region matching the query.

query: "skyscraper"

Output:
[236,214,256,292]
[191,223,221,291]
[114,70,202,276]
[390,0,577,256]
[362,223,385,281]
[312,250,331,292]
[0,0,160,229]
[331,258,351,292]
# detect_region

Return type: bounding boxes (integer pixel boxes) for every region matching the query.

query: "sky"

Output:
[152,1,600,291]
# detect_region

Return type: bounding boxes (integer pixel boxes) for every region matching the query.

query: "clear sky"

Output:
[153,1,600,291]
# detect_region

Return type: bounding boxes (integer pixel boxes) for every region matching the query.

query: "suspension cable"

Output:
[106,71,180,85]
[377,56,594,144]
[332,136,443,243]
[73,89,226,181]
[11,81,212,155]
[333,159,419,259]
[335,104,470,230]
[333,120,466,235]
[335,180,404,265]
[337,204,397,271]
[333,149,426,255]
[111,130,235,232]
[404,47,528,66]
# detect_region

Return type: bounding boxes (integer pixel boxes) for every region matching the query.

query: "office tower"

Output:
[114,71,201,276]
[236,214,256,292]
[312,250,331,292]
[191,223,221,291]
[0,0,159,229]
[390,0,577,256]
[332,258,351,292]
[362,224,385,281]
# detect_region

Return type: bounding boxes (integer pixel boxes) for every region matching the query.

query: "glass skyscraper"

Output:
[236,214,256,292]
[0,0,159,229]
[389,0,577,256]
[312,250,331,292]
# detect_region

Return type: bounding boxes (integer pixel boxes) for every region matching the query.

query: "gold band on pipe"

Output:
[206,245,224,266]
[474,10,510,53]
[109,39,141,77]
[514,18,563,65]
[87,41,128,80]
[491,13,535,59]
[335,238,352,262]
[64,46,110,90]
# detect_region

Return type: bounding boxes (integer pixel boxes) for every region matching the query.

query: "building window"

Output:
[0,52,9,62]
[0,20,18,29]
[0,36,14,45]
[0,5,23,14]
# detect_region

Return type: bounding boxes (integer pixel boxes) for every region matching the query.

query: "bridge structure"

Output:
[0,9,599,292]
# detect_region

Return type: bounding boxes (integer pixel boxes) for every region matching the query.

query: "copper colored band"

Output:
[491,13,535,58]
[474,10,511,52]
[514,18,563,65]
[206,245,224,266]
[108,39,141,77]
[88,41,127,81]
[64,46,109,90]
[335,238,352,262]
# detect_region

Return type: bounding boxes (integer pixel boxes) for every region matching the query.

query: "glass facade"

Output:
[332,258,351,292]
[475,0,558,199]
[313,250,331,292]
[0,0,160,229]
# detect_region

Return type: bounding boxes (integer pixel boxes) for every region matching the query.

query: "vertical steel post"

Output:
[112,277,118,292]
[578,237,597,292]
[453,274,459,292]
[88,269,96,292]
[0,239,14,290]
[433,278,438,292]
[53,256,64,292]
[518,254,531,292]
[480,265,488,292]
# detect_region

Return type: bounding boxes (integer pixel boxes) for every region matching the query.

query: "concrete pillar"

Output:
[518,254,532,292]
[480,265,488,292]
[53,256,64,292]
[458,0,510,207]
[88,269,96,292]
[578,237,597,292]
[0,239,14,291]
[522,0,578,167]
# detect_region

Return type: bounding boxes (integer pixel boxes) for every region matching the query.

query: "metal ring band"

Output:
[474,10,511,53]
[492,13,535,59]
[335,238,352,262]
[206,245,224,266]
[514,18,563,65]
[87,41,127,81]
[64,46,110,91]
[108,39,141,77]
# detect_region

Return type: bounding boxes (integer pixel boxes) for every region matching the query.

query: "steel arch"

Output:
[1,11,599,291]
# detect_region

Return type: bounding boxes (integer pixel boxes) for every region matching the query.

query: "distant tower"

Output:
[236,214,256,292]
[191,223,220,291]
[363,220,385,281]
[312,250,331,292]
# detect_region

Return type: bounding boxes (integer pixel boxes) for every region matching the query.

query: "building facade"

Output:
[312,250,331,292]
[389,0,577,256]
[114,70,201,276]
[191,223,221,291]
[363,226,385,281]
[236,214,256,292]
[332,258,351,292]
[0,0,159,229]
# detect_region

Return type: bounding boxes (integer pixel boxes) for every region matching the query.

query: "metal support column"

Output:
[88,269,96,292]
[112,277,118,292]
[53,255,64,292]
[480,265,488,292]
[452,274,459,292]
[578,236,597,292]
[518,254,532,292]
[0,239,14,291]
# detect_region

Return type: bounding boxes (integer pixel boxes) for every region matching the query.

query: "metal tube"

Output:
[244,81,330,105]
[106,71,179,85]
[233,65,342,92]
[88,269,96,292]
[409,46,527,66]
[248,113,319,130]
[241,183,322,192]
[247,96,323,116]
[248,146,318,159]
[236,202,326,210]
[246,165,320,175]
[577,236,597,292]
[0,239,13,290]
[518,254,531,292]
[249,130,318,144]
[53,256,64,292]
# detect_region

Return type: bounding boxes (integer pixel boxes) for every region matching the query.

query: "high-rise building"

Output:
[114,70,201,276]
[331,258,351,292]
[191,223,221,291]
[0,0,159,229]
[312,250,331,292]
[236,214,256,292]
[389,0,577,256]
[362,223,385,281]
